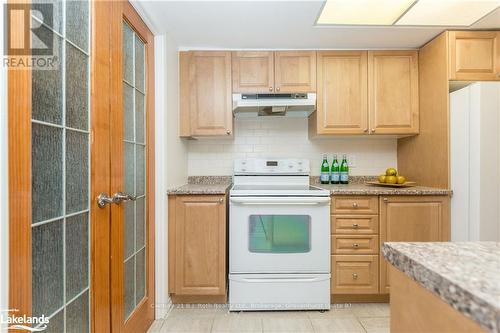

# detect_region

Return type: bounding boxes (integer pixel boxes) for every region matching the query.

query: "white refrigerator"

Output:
[450,82,500,241]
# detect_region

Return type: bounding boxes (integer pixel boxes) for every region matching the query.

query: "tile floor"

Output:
[148,303,390,333]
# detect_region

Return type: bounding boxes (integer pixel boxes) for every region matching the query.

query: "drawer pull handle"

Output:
[352,273,358,280]
[352,243,359,248]
[352,202,358,208]
[352,223,359,228]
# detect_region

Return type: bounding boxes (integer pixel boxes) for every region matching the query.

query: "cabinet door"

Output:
[182,51,232,137]
[449,31,500,81]
[174,196,226,295]
[274,51,316,93]
[368,51,419,135]
[314,51,368,135]
[379,196,450,293]
[232,51,274,93]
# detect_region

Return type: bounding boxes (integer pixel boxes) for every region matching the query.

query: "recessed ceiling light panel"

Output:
[395,0,500,26]
[317,0,417,25]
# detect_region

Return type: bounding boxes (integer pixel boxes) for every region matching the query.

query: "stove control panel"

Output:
[234,159,310,175]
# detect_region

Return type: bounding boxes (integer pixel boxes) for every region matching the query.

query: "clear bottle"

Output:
[331,154,340,184]
[320,154,330,184]
[340,154,349,184]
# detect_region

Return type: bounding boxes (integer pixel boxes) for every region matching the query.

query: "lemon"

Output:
[386,168,397,176]
[397,176,406,184]
[386,176,397,184]
[378,175,387,183]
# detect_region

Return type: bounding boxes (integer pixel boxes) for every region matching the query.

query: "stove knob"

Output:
[298,169,303,172]
[241,168,246,172]
[242,161,246,165]
[289,165,293,168]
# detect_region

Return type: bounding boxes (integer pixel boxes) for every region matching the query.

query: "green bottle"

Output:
[340,154,349,184]
[331,154,340,184]
[320,154,330,184]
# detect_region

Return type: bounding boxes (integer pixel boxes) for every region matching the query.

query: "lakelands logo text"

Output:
[1,309,49,332]
[3,3,59,70]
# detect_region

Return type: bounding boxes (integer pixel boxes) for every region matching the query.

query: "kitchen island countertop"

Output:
[382,241,500,333]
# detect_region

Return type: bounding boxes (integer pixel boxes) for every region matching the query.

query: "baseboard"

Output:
[331,294,390,303]
[170,294,228,304]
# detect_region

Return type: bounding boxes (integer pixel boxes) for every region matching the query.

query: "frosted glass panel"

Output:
[136,248,146,302]
[44,309,64,333]
[124,201,135,259]
[66,130,89,214]
[66,42,89,130]
[66,290,89,333]
[124,143,135,195]
[249,215,311,253]
[32,123,63,223]
[123,23,134,84]
[124,257,135,318]
[135,91,145,144]
[66,0,89,51]
[32,0,63,34]
[134,36,145,92]
[32,30,63,125]
[135,145,145,196]
[66,213,89,299]
[124,83,134,141]
[135,197,145,249]
[32,220,64,318]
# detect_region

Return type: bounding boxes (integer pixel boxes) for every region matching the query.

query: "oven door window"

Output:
[248,215,311,253]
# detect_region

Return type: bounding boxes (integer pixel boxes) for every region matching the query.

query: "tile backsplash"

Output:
[187,118,397,176]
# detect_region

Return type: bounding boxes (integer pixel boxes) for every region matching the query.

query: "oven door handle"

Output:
[230,197,330,205]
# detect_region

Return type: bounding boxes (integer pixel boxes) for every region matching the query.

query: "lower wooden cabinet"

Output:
[332,255,379,294]
[168,195,227,302]
[379,196,450,294]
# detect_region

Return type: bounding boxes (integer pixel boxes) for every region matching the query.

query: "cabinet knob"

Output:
[383,198,388,202]
[226,130,231,135]
[352,243,359,248]
[269,87,273,91]
[352,202,358,208]
[352,273,358,280]
[219,198,224,203]
[364,128,368,133]
[352,223,359,228]
[370,128,375,133]
[276,87,280,92]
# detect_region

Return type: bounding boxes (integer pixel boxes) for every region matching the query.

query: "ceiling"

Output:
[134,1,500,49]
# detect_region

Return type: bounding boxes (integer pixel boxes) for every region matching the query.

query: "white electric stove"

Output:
[229,159,331,311]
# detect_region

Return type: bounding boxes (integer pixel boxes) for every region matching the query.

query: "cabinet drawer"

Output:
[332,196,379,214]
[332,215,379,234]
[332,255,379,294]
[332,235,379,254]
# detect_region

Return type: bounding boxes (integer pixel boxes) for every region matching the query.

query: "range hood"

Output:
[232,93,316,118]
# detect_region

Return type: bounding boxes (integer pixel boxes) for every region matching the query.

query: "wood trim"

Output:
[331,294,389,304]
[91,1,113,331]
[390,266,484,332]
[170,295,227,304]
[179,52,191,137]
[8,0,32,321]
[397,32,450,188]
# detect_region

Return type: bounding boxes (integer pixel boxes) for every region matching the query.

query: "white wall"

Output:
[0,0,9,330]
[187,118,397,176]
[155,33,188,319]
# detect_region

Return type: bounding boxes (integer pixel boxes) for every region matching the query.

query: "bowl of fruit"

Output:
[366,168,416,187]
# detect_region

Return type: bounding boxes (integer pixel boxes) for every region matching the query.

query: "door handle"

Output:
[97,192,136,208]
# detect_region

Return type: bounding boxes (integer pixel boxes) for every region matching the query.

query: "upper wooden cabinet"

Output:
[310,50,419,137]
[231,51,274,93]
[379,196,450,294]
[448,31,500,81]
[311,51,368,135]
[180,51,233,137]
[368,51,419,135]
[232,51,316,93]
[168,195,227,301]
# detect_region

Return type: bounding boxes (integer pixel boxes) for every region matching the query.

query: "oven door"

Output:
[229,196,330,273]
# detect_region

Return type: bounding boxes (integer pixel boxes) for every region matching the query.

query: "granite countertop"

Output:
[167,176,232,195]
[382,242,500,333]
[167,176,452,196]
